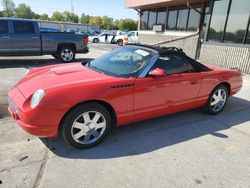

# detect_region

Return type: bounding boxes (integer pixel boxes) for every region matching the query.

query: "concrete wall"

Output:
[37,20,99,31]
[138,31,199,58]
[200,43,250,74]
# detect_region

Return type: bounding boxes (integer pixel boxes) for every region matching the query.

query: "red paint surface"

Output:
[8,63,242,137]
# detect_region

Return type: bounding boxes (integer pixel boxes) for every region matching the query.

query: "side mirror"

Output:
[149,68,167,77]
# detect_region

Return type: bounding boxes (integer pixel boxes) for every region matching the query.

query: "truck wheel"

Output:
[117,39,123,46]
[59,47,75,63]
[93,38,99,43]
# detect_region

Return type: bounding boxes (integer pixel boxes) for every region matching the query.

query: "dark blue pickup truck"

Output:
[0,18,89,62]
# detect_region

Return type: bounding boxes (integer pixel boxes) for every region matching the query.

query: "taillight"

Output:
[124,37,129,45]
[84,36,88,45]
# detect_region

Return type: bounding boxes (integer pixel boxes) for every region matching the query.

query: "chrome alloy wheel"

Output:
[71,111,106,144]
[61,49,74,62]
[210,89,227,112]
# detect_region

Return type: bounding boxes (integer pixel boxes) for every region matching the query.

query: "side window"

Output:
[13,21,35,34]
[128,32,135,37]
[154,54,195,74]
[0,21,8,34]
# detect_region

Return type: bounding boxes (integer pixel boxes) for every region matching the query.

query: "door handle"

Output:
[1,36,10,39]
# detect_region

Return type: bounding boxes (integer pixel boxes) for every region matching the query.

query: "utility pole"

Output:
[71,0,74,15]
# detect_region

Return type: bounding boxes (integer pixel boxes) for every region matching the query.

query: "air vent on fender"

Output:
[111,84,135,88]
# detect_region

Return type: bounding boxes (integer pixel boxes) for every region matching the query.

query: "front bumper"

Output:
[8,106,57,137]
[8,87,58,137]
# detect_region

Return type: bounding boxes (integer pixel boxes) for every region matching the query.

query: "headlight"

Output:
[30,89,45,109]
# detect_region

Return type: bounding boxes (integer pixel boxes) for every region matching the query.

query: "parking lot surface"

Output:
[0,44,250,188]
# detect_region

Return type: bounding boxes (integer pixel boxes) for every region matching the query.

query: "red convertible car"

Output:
[8,45,242,149]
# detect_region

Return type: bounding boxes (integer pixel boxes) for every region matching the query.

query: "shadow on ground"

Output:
[41,96,250,159]
[0,57,93,69]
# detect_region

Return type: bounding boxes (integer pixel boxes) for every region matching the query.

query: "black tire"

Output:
[61,103,111,149]
[93,38,99,43]
[203,85,229,115]
[117,39,123,46]
[58,47,75,63]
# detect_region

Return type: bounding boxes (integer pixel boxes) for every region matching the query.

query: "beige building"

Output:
[125,0,250,73]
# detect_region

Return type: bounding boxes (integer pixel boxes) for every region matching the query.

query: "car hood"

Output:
[17,63,114,98]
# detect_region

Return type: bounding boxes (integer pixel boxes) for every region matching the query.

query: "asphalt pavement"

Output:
[0,43,250,188]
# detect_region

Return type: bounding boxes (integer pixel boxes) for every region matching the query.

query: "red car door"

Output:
[133,53,202,121]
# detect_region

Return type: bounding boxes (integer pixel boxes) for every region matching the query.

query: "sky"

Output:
[0,0,138,20]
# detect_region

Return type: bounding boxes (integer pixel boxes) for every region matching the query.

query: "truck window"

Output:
[128,32,135,37]
[13,21,35,34]
[0,21,8,34]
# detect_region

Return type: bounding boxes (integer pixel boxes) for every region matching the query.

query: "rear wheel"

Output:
[58,47,75,62]
[62,103,111,149]
[117,39,123,46]
[203,85,228,115]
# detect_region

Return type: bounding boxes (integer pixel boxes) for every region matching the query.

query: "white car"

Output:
[89,33,115,43]
[114,31,138,46]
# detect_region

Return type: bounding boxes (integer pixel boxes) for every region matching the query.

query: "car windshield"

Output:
[87,46,155,78]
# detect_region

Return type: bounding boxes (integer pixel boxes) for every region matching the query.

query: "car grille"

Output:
[8,97,19,115]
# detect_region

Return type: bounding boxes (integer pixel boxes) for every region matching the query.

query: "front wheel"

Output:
[59,47,75,63]
[62,103,111,149]
[203,85,229,115]
[93,38,99,43]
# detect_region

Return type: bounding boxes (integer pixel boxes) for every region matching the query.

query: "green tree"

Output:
[1,0,15,17]
[33,13,40,19]
[119,19,137,31]
[63,11,78,23]
[0,11,4,17]
[80,13,90,24]
[89,16,102,26]
[102,16,113,30]
[51,11,64,22]
[63,11,71,22]
[39,13,49,21]
[113,19,120,30]
[72,13,79,23]
[15,3,34,19]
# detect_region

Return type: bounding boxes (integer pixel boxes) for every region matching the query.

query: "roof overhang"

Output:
[125,0,207,9]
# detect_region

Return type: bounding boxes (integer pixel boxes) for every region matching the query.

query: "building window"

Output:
[187,8,201,31]
[207,0,250,45]
[207,0,230,42]
[167,10,178,30]
[139,4,202,32]
[140,11,149,30]
[157,9,166,26]
[246,26,250,44]
[177,8,189,31]
[148,10,157,30]
[224,0,250,44]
